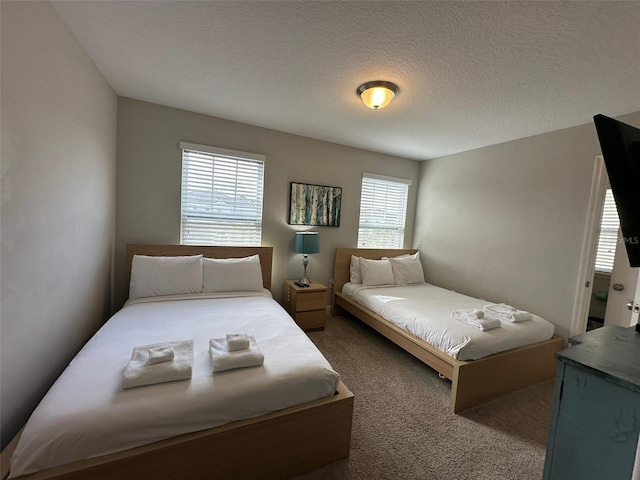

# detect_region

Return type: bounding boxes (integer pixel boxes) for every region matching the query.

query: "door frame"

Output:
[570,155,607,336]
[633,275,640,326]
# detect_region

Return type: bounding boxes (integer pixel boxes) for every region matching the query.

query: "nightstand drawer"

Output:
[295,310,326,331]
[283,280,328,331]
[296,291,326,312]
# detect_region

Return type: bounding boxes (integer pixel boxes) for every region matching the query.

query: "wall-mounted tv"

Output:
[593,114,640,268]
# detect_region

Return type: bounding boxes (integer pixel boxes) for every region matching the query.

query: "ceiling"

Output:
[51,1,640,161]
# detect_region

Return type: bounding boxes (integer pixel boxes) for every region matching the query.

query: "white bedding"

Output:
[342,283,555,361]
[10,292,339,477]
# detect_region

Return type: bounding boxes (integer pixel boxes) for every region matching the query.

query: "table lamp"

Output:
[294,231,320,287]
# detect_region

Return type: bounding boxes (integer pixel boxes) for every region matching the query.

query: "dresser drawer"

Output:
[295,291,326,312]
[294,310,326,331]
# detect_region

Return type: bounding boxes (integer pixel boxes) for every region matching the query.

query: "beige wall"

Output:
[413,111,640,340]
[0,1,117,448]
[4,2,635,451]
[115,98,419,308]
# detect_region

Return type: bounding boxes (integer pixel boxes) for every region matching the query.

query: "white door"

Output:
[634,279,640,326]
[571,155,640,335]
[604,229,640,327]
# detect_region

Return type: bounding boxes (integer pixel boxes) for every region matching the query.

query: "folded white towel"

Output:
[226,333,250,351]
[122,340,193,389]
[451,309,500,331]
[147,345,175,365]
[452,308,484,319]
[484,304,532,322]
[484,303,516,315]
[209,335,264,373]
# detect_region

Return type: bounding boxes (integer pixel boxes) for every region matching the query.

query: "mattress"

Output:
[342,283,555,361]
[10,292,339,477]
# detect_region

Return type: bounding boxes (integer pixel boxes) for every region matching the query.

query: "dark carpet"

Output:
[295,314,554,480]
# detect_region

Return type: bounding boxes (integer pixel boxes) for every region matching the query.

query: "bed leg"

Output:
[331,300,346,317]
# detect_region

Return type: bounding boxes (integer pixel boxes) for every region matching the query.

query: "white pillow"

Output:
[202,254,263,292]
[381,253,414,262]
[387,253,413,260]
[350,255,362,284]
[389,252,425,285]
[129,254,203,299]
[359,257,395,286]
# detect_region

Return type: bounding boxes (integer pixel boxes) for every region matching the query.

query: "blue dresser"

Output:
[543,326,640,480]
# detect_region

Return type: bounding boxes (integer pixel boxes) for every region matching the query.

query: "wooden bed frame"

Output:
[2,245,354,480]
[332,247,563,413]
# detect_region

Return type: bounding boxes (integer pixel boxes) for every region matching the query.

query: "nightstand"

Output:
[284,280,328,331]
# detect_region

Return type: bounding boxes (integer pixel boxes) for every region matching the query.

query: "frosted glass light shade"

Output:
[357,81,399,110]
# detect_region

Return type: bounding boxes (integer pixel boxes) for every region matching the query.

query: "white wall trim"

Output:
[363,172,412,185]
[179,141,266,163]
[570,155,606,336]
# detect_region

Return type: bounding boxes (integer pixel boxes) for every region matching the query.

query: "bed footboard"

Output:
[451,336,564,412]
[3,383,353,480]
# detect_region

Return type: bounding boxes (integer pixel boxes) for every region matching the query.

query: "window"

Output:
[357,173,411,248]
[594,188,620,273]
[180,142,265,246]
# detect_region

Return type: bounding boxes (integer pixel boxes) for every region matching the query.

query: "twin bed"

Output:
[3,245,354,480]
[332,248,564,413]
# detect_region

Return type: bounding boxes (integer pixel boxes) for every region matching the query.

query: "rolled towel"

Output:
[226,333,250,351]
[451,309,500,331]
[147,345,175,365]
[209,335,264,373]
[509,311,533,322]
[122,340,193,389]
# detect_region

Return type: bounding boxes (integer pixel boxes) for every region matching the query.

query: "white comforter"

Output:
[342,283,555,361]
[10,292,339,477]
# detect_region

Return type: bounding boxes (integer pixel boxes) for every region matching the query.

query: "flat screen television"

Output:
[593,114,640,268]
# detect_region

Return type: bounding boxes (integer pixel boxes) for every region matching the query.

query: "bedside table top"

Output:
[285,280,327,292]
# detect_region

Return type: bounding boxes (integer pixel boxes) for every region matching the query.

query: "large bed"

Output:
[2,245,353,480]
[332,247,563,413]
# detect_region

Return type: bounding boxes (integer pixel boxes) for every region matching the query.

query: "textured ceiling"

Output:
[52,1,640,161]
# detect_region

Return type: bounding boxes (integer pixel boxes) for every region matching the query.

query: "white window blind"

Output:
[180,143,265,246]
[594,188,620,273]
[357,173,411,248]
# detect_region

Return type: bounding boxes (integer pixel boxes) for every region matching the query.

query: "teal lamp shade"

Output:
[294,232,319,286]
[294,232,320,255]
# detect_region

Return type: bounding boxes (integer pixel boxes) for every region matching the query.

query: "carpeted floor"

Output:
[295,314,554,480]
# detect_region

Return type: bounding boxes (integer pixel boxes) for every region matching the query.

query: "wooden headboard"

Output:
[333,248,418,294]
[125,244,273,296]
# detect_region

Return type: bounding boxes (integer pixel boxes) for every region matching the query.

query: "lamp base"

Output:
[297,255,311,287]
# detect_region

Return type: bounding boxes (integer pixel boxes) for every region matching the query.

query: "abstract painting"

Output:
[289,182,341,226]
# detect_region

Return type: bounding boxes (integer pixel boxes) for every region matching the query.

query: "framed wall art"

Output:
[289,182,341,227]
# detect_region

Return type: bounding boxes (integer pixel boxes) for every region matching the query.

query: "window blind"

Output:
[357,173,410,248]
[594,188,620,273]
[180,144,264,246]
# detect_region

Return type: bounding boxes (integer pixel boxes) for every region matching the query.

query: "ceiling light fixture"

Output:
[356,81,399,110]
